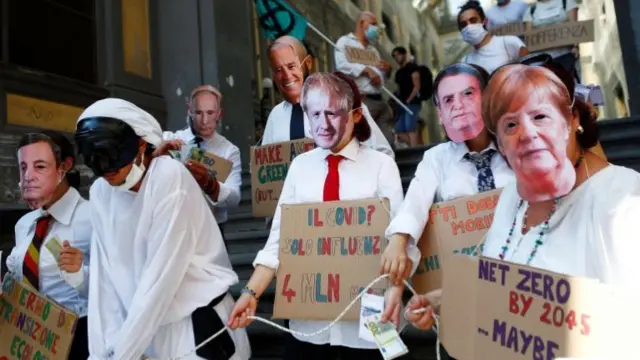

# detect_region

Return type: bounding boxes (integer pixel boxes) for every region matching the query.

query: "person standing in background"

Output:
[335,11,395,146]
[8,131,90,359]
[160,85,242,244]
[485,0,529,30]
[392,46,422,147]
[459,0,529,74]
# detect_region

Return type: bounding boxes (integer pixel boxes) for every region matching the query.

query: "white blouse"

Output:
[482,165,640,286]
[253,138,416,349]
[7,187,91,316]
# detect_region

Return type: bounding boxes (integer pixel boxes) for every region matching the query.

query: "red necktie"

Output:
[23,215,52,290]
[323,155,343,201]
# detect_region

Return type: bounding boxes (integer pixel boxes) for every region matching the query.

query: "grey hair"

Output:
[300,72,355,113]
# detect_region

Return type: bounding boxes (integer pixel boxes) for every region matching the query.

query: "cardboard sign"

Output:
[344,46,380,67]
[250,138,316,217]
[273,198,390,321]
[0,275,78,360]
[411,189,502,295]
[489,20,595,52]
[441,255,640,359]
[186,147,233,182]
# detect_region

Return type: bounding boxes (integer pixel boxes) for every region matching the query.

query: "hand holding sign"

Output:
[380,234,412,285]
[59,240,83,273]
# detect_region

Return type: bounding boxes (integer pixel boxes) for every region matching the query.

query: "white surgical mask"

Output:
[116,153,146,191]
[461,24,488,46]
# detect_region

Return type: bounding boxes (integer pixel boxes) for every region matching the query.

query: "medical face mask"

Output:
[365,25,379,41]
[461,24,488,46]
[116,153,146,191]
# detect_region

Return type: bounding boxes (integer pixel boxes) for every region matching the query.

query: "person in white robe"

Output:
[74,98,250,360]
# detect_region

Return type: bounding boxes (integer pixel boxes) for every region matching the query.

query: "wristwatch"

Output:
[241,286,259,300]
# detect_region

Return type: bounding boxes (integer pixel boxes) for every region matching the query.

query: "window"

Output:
[382,13,395,42]
[8,0,97,84]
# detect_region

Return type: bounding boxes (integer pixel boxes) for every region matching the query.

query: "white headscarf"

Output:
[77,98,163,146]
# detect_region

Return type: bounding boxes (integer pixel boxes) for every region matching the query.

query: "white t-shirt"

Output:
[523,0,578,58]
[486,0,529,29]
[463,35,525,74]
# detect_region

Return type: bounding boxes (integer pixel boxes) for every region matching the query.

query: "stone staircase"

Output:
[224,117,640,359]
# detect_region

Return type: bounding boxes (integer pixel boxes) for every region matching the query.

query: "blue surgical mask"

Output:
[365,25,379,41]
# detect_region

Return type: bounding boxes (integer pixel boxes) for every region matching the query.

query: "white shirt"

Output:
[486,1,529,30]
[253,139,417,349]
[523,0,578,58]
[87,157,249,360]
[8,187,91,317]
[386,141,515,243]
[482,165,640,287]
[463,35,526,74]
[335,33,385,95]
[163,128,242,224]
[261,100,395,159]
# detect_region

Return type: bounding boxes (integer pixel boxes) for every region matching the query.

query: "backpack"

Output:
[530,0,567,17]
[416,65,434,102]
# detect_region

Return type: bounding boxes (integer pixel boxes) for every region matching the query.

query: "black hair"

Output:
[515,53,599,148]
[392,46,408,55]
[457,0,486,28]
[433,63,490,106]
[17,131,81,189]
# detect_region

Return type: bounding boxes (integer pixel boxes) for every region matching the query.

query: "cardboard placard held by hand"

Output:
[441,255,640,359]
[411,189,502,295]
[273,198,390,321]
[0,274,78,359]
[186,147,232,182]
[249,138,316,217]
[344,46,380,67]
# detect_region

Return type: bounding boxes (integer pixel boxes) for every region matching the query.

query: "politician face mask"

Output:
[436,73,485,143]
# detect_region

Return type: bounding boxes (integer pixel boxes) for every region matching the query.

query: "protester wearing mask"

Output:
[485,0,529,30]
[228,72,415,360]
[7,131,90,358]
[158,85,242,244]
[75,98,250,360]
[262,35,393,156]
[459,0,528,74]
[335,11,395,146]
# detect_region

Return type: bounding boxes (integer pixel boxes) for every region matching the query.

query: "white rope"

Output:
[168,273,441,360]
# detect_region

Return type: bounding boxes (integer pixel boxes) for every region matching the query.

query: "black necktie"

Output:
[290,103,305,140]
[193,136,204,149]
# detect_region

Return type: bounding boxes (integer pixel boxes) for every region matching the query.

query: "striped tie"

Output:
[22,215,52,290]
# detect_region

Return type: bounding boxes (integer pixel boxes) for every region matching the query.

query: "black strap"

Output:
[193,136,204,149]
[289,103,305,140]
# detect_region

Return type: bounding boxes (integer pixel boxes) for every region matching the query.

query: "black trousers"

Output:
[282,335,381,360]
[68,316,89,359]
[192,292,236,359]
